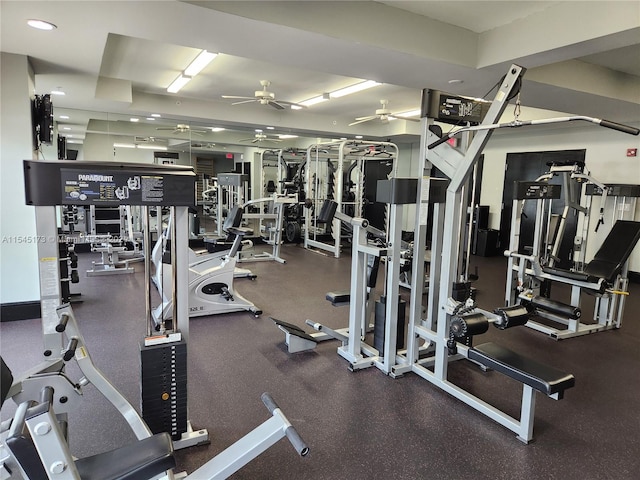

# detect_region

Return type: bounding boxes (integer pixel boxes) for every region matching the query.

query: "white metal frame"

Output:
[304,140,398,257]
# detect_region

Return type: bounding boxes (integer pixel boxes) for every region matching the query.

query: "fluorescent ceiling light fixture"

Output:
[130,118,139,122]
[290,105,303,110]
[330,80,380,98]
[27,19,56,30]
[278,134,298,139]
[59,115,69,119]
[255,129,263,133]
[62,127,71,130]
[210,127,225,132]
[113,143,136,149]
[299,94,330,107]
[355,135,363,139]
[266,126,275,130]
[394,109,421,118]
[184,51,218,77]
[146,117,155,121]
[167,75,191,93]
[67,140,83,144]
[151,113,161,118]
[51,90,65,96]
[137,145,167,151]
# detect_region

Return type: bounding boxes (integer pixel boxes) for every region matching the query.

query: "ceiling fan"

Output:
[222,80,306,110]
[349,100,420,126]
[156,124,208,135]
[240,133,283,144]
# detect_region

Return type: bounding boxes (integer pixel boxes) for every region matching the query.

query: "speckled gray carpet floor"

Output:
[2,244,639,479]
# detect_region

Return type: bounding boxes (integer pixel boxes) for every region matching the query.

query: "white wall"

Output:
[0,53,40,304]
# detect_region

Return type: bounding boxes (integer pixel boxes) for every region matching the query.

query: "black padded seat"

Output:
[272,318,318,343]
[74,432,175,480]
[326,291,350,306]
[468,342,575,398]
[541,266,596,284]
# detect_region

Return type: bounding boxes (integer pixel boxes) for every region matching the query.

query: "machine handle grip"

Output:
[56,313,70,332]
[599,119,639,135]
[427,135,451,149]
[261,392,310,457]
[63,338,78,361]
[284,424,309,457]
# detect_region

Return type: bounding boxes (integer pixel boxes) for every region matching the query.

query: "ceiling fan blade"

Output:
[349,117,376,126]
[389,114,420,122]
[269,101,286,110]
[354,115,377,121]
[231,99,257,106]
[222,95,255,100]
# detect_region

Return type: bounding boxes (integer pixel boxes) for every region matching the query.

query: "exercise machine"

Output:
[86,205,144,276]
[15,159,307,478]
[392,65,637,442]
[152,204,262,324]
[304,140,398,257]
[237,193,298,264]
[505,180,640,339]
[0,306,309,480]
[278,64,638,442]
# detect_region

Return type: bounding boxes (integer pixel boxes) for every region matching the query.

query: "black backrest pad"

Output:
[585,220,640,281]
[1,357,14,408]
[223,206,244,232]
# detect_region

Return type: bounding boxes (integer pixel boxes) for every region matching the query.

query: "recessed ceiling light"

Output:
[51,90,65,96]
[266,126,275,130]
[63,127,71,130]
[27,19,57,30]
[279,134,298,139]
[448,79,464,85]
[146,117,155,121]
[355,135,363,139]
[151,113,161,118]
[130,118,139,122]
[210,127,225,132]
[59,115,69,119]
[255,129,263,133]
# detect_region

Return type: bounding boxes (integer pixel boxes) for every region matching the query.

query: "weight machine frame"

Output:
[304,140,398,257]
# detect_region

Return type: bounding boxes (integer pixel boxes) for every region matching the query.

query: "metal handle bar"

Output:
[261,392,309,457]
[428,115,639,149]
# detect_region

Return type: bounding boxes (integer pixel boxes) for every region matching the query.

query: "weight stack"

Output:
[374,295,406,353]
[140,340,188,441]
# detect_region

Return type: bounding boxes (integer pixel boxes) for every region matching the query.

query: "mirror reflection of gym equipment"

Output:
[304,140,399,258]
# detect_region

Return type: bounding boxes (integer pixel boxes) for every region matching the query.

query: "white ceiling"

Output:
[1,0,638,151]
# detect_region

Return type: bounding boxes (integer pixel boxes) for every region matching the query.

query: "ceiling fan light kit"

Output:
[222,80,307,110]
